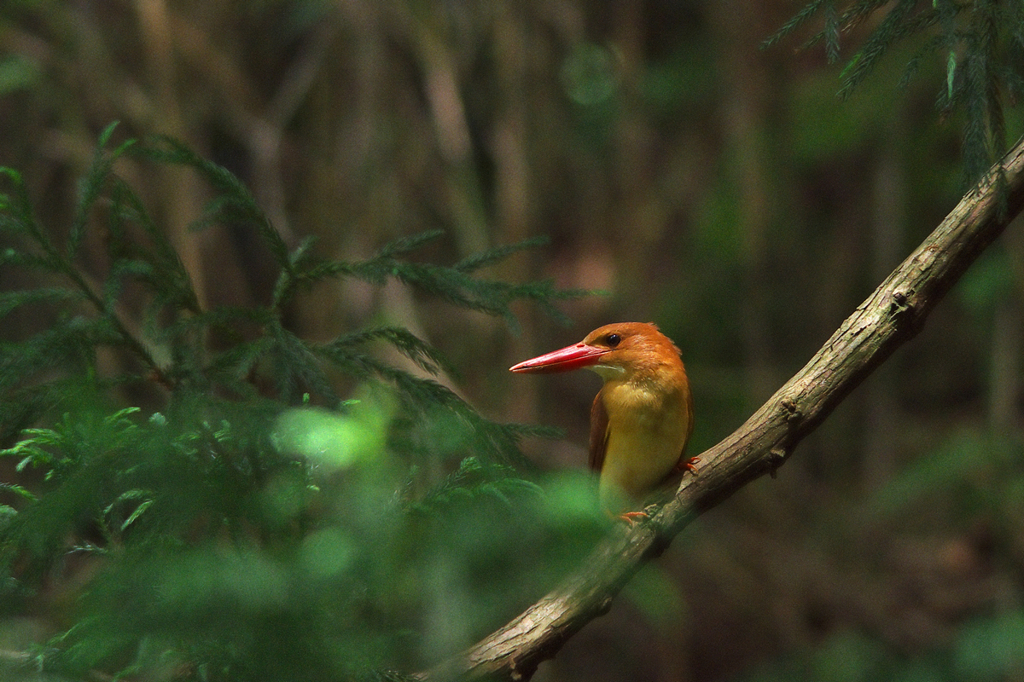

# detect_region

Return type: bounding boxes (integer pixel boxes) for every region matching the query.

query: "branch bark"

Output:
[429,134,1024,682]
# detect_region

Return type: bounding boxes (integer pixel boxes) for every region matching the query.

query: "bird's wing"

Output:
[589,391,609,472]
[682,381,695,455]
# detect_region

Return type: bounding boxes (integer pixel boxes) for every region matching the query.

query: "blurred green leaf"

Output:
[272,386,396,471]
[0,56,39,95]
[561,43,620,106]
[956,246,1015,315]
[954,612,1024,680]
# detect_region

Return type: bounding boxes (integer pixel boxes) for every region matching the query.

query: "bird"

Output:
[510,322,696,517]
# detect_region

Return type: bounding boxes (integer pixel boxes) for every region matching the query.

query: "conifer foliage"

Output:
[767,0,1024,181]
[0,124,593,681]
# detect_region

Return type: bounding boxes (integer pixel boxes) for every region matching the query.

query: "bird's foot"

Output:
[617,510,649,525]
[675,456,700,476]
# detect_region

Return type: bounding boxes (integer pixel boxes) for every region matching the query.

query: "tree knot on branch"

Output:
[764,398,802,477]
[886,287,925,338]
[780,397,800,422]
[889,289,914,316]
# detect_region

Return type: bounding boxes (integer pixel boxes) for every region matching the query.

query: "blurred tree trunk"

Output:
[492,3,541,424]
[134,0,210,309]
[988,223,1023,430]
[708,0,777,405]
[988,299,1021,429]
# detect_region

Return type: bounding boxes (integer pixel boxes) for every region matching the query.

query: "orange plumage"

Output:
[510,322,695,513]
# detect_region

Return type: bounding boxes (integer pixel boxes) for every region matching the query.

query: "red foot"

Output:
[617,510,649,524]
[675,456,700,475]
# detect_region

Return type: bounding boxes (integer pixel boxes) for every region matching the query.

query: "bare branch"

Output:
[430,134,1024,681]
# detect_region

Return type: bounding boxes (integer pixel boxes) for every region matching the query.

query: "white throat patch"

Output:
[588,363,626,380]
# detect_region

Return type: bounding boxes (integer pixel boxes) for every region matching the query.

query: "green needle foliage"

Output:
[0,124,606,682]
[766,0,1024,182]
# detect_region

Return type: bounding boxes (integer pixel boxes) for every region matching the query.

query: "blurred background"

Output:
[1,1,1023,681]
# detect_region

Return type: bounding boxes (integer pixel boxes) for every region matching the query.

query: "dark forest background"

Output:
[1,2,1023,681]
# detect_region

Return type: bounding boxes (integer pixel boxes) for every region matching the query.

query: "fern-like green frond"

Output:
[0,167,46,244]
[131,135,292,268]
[836,0,920,99]
[452,235,549,273]
[770,0,1023,182]
[0,287,84,320]
[408,456,542,517]
[67,122,136,263]
[762,0,830,49]
[106,175,202,314]
[326,326,458,378]
[2,127,592,681]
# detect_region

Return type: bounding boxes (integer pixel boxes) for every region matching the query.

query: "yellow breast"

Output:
[597,378,691,507]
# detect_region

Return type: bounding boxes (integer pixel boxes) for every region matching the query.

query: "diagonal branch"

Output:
[428,134,1024,682]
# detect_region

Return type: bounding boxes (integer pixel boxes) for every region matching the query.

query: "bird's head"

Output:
[509,322,682,382]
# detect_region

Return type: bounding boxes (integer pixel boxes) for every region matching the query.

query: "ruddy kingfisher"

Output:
[510,322,696,516]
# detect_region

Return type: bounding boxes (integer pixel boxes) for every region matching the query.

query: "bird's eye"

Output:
[606,333,621,347]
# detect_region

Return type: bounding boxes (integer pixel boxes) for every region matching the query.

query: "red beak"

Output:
[509,342,610,373]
